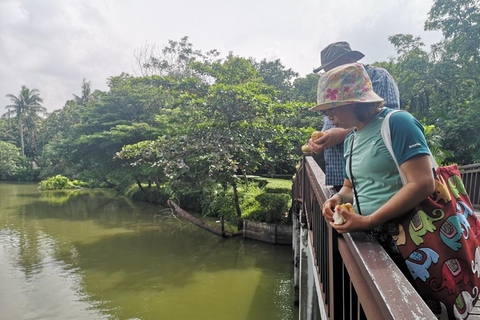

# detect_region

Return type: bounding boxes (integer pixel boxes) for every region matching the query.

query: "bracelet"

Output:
[332,193,344,204]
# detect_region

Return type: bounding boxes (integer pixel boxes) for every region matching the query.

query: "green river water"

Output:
[0,182,297,320]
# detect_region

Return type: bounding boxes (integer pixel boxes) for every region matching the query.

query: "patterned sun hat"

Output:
[310,63,384,111]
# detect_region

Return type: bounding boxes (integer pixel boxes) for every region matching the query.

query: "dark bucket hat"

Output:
[313,41,365,73]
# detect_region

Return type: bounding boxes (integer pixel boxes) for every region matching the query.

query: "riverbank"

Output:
[125,175,294,228]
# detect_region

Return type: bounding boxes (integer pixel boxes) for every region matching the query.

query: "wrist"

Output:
[365,213,379,230]
[331,193,344,204]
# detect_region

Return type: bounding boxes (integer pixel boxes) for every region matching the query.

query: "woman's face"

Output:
[322,105,358,129]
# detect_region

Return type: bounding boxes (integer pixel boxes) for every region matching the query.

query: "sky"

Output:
[0,0,444,113]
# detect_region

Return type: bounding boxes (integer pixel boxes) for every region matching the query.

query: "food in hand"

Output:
[295,162,301,170]
[311,131,325,142]
[333,203,356,225]
[301,144,312,153]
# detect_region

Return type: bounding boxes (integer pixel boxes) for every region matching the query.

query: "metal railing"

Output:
[292,155,435,320]
[459,163,480,209]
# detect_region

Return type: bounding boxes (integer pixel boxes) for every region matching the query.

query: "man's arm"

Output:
[307,127,352,153]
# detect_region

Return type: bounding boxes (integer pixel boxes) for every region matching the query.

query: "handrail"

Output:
[459,163,480,208]
[293,155,435,319]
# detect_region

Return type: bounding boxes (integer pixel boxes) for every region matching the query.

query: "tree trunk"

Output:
[154,176,161,190]
[167,200,240,238]
[136,178,145,192]
[19,123,25,156]
[232,182,243,230]
[242,170,248,192]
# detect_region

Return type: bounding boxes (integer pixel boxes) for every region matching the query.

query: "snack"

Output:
[301,144,312,153]
[311,131,325,142]
[333,203,356,225]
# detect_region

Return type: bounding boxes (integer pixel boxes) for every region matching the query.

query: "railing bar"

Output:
[344,232,436,319]
[459,164,480,170]
[474,172,479,207]
[338,237,387,320]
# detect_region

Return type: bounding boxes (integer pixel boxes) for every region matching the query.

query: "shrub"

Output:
[40,175,76,190]
[248,193,291,223]
[206,191,236,217]
[39,175,89,190]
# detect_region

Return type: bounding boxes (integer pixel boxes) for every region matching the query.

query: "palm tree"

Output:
[3,86,46,156]
[73,79,92,106]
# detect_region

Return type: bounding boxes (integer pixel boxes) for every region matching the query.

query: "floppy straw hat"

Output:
[313,42,365,73]
[310,63,384,111]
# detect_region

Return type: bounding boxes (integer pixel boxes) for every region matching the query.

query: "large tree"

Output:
[4,86,46,156]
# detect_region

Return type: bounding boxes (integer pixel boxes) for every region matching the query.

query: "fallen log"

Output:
[167,200,241,238]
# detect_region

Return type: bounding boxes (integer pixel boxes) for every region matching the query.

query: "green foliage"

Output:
[204,178,291,224]
[206,190,237,218]
[386,1,480,165]
[423,124,453,165]
[0,141,22,179]
[125,184,170,205]
[292,73,321,103]
[249,193,291,224]
[251,177,293,193]
[4,85,46,157]
[39,175,87,190]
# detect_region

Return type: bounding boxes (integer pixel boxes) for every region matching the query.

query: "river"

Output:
[0,182,297,320]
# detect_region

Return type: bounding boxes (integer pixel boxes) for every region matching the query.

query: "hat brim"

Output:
[309,96,384,112]
[313,51,365,73]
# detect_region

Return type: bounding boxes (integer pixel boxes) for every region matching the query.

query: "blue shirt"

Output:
[322,64,400,186]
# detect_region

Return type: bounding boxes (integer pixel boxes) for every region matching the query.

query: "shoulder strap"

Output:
[380,110,438,186]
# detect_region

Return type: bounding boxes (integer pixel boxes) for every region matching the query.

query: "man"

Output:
[308,41,400,191]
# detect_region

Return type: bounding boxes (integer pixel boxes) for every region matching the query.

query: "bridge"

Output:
[291,157,480,320]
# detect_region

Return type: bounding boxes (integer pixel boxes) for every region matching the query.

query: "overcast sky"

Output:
[0,0,443,113]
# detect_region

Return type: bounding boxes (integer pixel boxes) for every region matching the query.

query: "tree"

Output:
[73,79,96,106]
[4,86,46,156]
[255,59,299,103]
[134,36,220,80]
[0,141,22,179]
[292,73,320,103]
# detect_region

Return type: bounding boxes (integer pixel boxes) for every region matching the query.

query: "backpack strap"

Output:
[380,110,438,186]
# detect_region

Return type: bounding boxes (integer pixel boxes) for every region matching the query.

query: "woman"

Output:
[308,63,435,235]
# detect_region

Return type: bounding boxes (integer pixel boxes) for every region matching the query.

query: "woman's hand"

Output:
[322,196,340,222]
[324,181,354,223]
[329,208,373,234]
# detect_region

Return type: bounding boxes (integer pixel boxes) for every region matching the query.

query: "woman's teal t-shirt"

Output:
[343,108,429,215]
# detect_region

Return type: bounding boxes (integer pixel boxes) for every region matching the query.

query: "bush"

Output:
[39,175,88,190]
[206,190,236,218]
[40,175,76,190]
[204,178,293,224]
[248,193,291,223]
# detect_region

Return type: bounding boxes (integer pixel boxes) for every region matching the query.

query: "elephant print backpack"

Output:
[381,110,480,320]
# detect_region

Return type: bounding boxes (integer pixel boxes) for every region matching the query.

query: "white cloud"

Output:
[0,0,443,112]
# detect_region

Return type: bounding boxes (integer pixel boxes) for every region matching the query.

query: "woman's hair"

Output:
[353,101,385,123]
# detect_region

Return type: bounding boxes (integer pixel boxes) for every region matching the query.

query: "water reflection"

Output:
[0,183,297,320]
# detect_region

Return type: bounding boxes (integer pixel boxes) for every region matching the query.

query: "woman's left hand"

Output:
[330,208,373,234]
